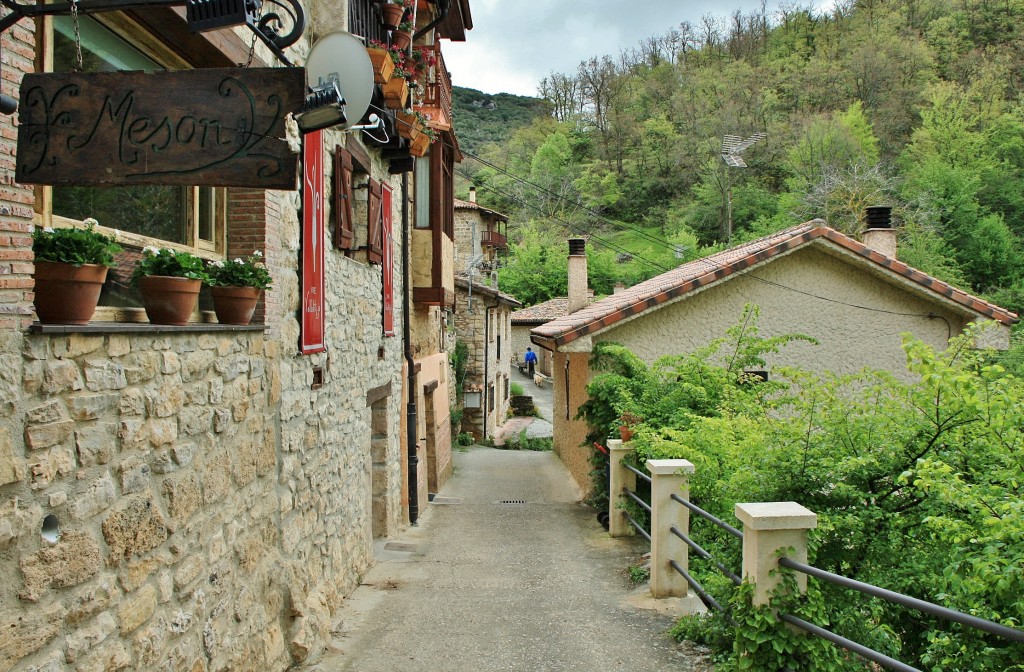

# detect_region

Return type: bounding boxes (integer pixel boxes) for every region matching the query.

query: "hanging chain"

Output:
[244,30,257,67]
[70,0,83,71]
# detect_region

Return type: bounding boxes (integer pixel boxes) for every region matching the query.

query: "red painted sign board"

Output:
[382,182,395,337]
[300,130,325,354]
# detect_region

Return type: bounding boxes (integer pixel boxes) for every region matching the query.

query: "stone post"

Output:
[646,459,695,598]
[735,502,818,606]
[607,439,634,537]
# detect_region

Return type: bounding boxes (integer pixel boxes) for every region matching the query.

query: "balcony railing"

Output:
[348,0,388,46]
[418,44,452,130]
[481,230,507,249]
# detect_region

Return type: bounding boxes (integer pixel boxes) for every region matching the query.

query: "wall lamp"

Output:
[295,81,346,134]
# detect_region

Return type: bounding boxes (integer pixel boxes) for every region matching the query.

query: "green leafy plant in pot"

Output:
[205,252,272,325]
[32,219,122,324]
[131,246,208,325]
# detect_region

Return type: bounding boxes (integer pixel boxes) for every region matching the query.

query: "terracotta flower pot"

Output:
[382,77,409,109]
[211,286,261,325]
[33,261,108,325]
[139,275,201,326]
[619,425,634,442]
[380,3,405,29]
[390,29,412,51]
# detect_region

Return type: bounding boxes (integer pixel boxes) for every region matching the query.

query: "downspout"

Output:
[413,0,451,41]
[402,172,419,525]
[482,299,498,439]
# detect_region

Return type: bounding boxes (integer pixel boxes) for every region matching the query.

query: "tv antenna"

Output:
[720,132,766,242]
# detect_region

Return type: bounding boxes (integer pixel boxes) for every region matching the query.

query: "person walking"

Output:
[524,347,538,378]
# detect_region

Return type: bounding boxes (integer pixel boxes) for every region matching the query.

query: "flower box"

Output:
[366,47,396,84]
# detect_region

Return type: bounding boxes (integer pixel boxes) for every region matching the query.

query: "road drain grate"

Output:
[499,499,527,504]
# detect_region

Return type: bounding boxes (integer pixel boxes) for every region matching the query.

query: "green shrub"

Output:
[33,221,121,267]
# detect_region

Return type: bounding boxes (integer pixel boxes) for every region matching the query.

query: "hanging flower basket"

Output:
[408,131,431,157]
[396,110,422,140]
[391,28,412,51]
[382,76,409,109]
[366,46,396,84]
[380,3,405,29]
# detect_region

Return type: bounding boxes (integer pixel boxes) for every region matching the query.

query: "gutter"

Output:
[402,172,419,525]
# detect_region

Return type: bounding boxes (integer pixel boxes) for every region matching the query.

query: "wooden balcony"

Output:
[348,0,388,45]
[416,44,452,132]
[481,229,507,249]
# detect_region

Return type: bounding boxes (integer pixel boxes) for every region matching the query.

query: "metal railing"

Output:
[667,492,742,613]
[778,557,1024,672]
[621,463,651,542]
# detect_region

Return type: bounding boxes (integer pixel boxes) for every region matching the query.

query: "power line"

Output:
[457,168,671,274]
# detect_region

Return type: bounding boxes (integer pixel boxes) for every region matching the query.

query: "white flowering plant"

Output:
[131,246,208,285]
[206,252,272,290]
[32,219,122,267]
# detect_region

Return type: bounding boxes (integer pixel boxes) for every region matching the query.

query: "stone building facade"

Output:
[453,277,519,439]
[0,1,473,670]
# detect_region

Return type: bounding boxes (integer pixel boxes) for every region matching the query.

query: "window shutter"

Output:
[367,178,383,264]
[334,146,355,250]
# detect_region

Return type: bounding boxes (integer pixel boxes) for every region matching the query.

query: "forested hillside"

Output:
[450,86,549,156]
[470,0,1024,321]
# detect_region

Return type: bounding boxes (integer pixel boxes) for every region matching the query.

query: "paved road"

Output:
[512,366,553,423]
[300,448,711,672]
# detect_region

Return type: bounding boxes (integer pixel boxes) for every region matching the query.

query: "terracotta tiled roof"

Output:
[453,199,508,221]
[531,221,1018,348]
[511,297,572,325]
[454,274,521,307]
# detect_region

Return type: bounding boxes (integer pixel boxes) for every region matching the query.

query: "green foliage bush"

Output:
[206,252,272,289]
[33,221,121,267]
[131,247,208,285]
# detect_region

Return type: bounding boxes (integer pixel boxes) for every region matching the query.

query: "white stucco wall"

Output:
[599,247,976,377]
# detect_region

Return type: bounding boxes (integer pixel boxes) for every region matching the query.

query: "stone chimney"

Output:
[613,282,626,294]
[567,238,589,314]
[468,186,477,203]
[862,206,897,259]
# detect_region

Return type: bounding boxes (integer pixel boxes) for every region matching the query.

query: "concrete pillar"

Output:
[735,502,818,606]
[607,439,634,538]
[647,459,695,598]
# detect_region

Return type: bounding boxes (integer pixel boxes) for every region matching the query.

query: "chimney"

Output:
[613,282,626,294]
[567,238,589,313]
[862,206,897,259]
[468,186,477,203]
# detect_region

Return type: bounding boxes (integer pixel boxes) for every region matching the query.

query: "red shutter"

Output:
[382,182,395,336]
[333,146,354,250]
[367,178,383,264]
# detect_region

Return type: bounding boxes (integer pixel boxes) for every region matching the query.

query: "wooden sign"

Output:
[16,67,305,189]
[300,130,325,355]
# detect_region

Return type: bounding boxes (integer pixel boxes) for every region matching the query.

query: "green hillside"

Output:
[450,86,549,157]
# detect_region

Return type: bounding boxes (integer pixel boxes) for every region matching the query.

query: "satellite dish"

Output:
[305,32,374,130]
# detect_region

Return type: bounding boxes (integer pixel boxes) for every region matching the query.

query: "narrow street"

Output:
[300,447,713,671]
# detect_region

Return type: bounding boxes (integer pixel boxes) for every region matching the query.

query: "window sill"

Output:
[29,322,267,335]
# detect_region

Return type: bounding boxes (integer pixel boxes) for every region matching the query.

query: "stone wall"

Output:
[0,144,408,672]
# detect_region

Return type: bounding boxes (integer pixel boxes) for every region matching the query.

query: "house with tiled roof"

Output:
[532,217,1018,493]
[511,297,570,377]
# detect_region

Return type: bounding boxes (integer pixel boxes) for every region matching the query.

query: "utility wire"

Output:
[458,169,670,274]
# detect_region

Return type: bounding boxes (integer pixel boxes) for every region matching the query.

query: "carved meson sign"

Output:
[16,67,306,189]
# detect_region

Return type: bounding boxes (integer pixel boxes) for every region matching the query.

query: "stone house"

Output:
[511,297,569,377]
[451,192,518,439]
[0,1,473,671]
[453,275,520,439]
[531,223,1018,493]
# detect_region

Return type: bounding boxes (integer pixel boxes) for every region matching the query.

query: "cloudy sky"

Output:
[442,1,828,96]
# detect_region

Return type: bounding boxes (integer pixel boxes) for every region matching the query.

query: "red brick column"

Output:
[0,16,37,329]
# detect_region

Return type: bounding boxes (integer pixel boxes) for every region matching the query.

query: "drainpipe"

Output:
[482,298,499,439]
[414,0,451,41]
[402,172,419,525]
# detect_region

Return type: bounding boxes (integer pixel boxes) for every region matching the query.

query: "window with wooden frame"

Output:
[38,14,227,315]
